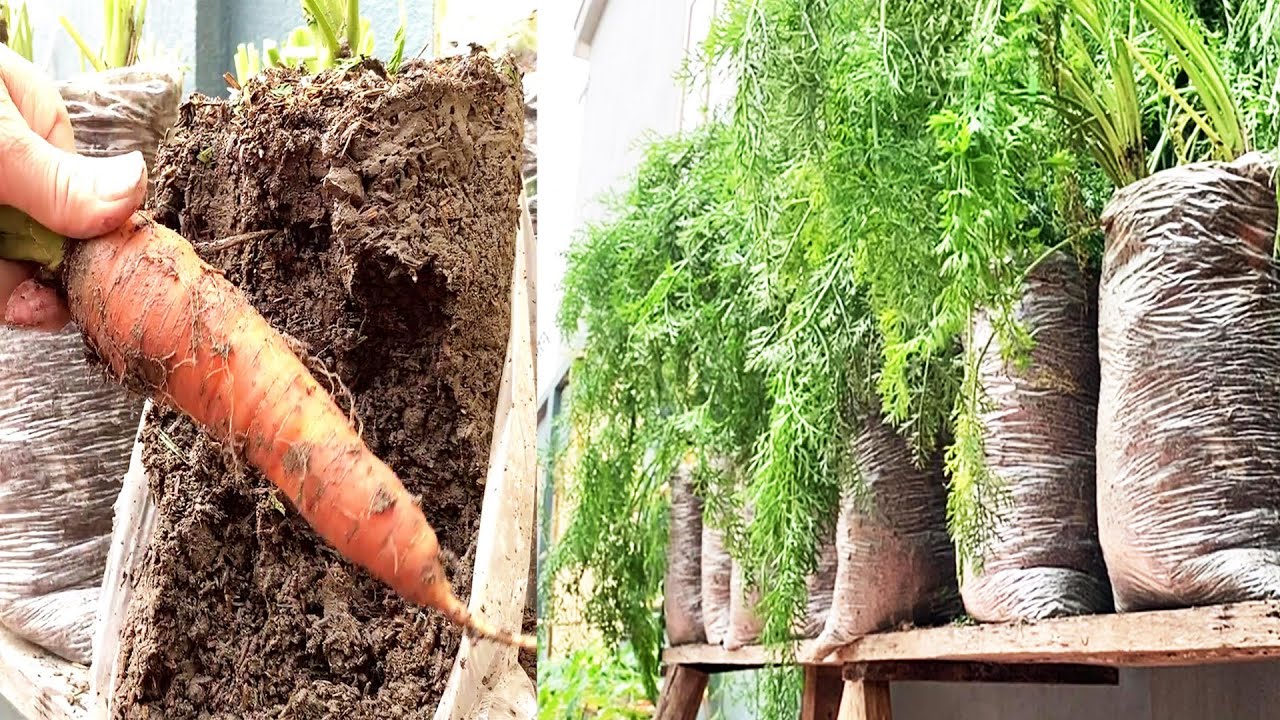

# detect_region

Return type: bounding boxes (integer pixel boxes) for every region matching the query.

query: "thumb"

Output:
[0,137,147,239]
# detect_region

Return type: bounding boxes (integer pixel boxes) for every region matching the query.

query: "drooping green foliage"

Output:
[924,0,1107,572]
[696,10,899,714]
[897,0,1264,576]
[548,124,768,700]
[553,0,1081,707]
[701,0,1088,620]
[689,11,960,717]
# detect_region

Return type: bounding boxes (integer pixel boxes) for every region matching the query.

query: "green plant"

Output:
[1220,0,1280,152]
[693,3,982,711]
[556,2,970,713]
[537,640,654,720]
[550,124,767,700]
[386,0,409,74]
[0,2,33,61]
[898,0,1258,573]
[1029,0,1247,189]
[919,0,1108,573]
[60,0,147,71]
[707,0,943,595]
[232,0,408,87]
[554,0,1279,716]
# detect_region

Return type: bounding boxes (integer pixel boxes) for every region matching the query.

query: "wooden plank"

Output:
[837,680,891,720]
[654,666,709,720]
[802,666,844,720]
[843,661,1118,685]
[0,622,88,720]
[663,600,1280,669]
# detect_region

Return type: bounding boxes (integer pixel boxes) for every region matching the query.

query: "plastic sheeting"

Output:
[800,529,838,639]
[811,413,958,659]
[437,200,538,719]
[469,667,537,720]
[664,463,705,646]
[723,556,763,651]
[689,472,836,646]
[700,524,731,646]
[1098,152,1280,611]
[56,65,182,169]
[717,515,836,648]
[959,253,1112,621]
[0,328,142,663]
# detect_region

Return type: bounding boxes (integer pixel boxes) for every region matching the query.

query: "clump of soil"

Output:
[519,605,537,681]
[111,52,524,719]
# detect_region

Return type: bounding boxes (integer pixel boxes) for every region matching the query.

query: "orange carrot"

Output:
[60,212,533,650]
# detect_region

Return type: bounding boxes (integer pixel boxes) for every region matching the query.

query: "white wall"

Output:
[570,0,688,222]
[534,0,587,399]
[698,662,1280,720]
[538,0,725,403]
[892,662,1280,720]
[892,669,1153,720]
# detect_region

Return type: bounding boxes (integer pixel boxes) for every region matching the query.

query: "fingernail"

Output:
[92,152,147,201]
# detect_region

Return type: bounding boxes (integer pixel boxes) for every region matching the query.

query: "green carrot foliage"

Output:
[550,124,768,701]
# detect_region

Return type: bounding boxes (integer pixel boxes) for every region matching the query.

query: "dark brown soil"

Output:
[110,52,524,719]
[518,605,536,682]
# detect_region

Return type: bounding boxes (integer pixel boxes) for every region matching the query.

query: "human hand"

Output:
[0,44,147,331]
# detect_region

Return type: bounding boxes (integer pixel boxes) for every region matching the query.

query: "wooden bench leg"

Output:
[837,679,892,720]
[802,665,844,720]
[654,665,710,720]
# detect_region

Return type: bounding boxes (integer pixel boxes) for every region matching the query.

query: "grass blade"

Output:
[1136,0,1248,156]
[301,0,341,59]
[60,16,106,72]
[388,0,407,73]
[346,0,359,55]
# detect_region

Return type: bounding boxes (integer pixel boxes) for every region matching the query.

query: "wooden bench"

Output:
[656,600,1280,719]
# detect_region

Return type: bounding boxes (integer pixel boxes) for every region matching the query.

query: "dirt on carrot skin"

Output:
[110,52,523,720]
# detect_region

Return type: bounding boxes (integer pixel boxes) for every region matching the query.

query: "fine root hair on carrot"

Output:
[308,354,363,437]
[276,329,362,436]
[61,212,533,650]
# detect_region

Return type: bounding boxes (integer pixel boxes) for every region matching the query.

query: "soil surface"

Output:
[111,52,523,719]
[519,605,537,682]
